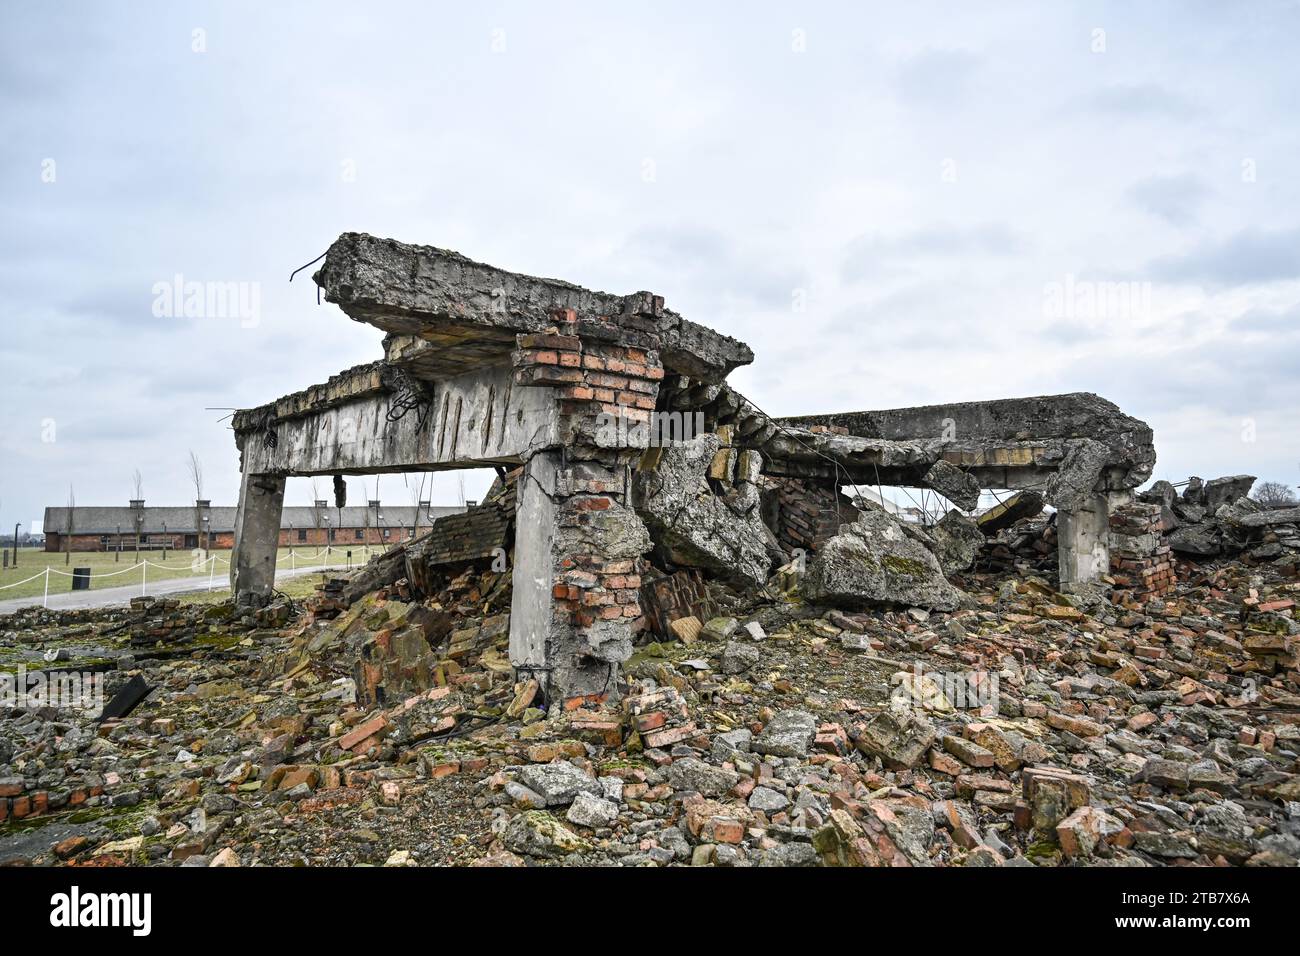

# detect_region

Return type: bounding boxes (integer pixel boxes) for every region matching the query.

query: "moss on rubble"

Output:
[881,555,930,577]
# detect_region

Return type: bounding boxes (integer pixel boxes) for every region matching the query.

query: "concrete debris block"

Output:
[701,616,739,641]
[921,460,981,511]
[929,509,985,574]
[747,786,790,813]
[870,798,936,866]
[1168,523,1221,558]
[720,640,760,674]
[756,842,819,867]
[515,762,603,807]
[503,810,591,858]
[1196,475,1257,511]
[1044,438,1111,511]
[802,509,967,611]
[1138,479,1178,509]
[565,791,621,829]
[852,709,937,770]
[752,709,817,757]
[710,728,753,762]
[633,433,772,588]
[667,757,741,797]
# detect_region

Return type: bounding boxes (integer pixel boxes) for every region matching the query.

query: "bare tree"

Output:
[309,478,325,548]
[186,450,206,551]
[64,485,75,565]
[409,472,429,540]
[1252,480,1298,508]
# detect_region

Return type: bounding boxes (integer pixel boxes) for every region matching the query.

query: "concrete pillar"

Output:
[1057,491,1127,591]
[231,470,285,606]
[509,450,558,680]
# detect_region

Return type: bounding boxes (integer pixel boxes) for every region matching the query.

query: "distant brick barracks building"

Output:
[42,499,465,552]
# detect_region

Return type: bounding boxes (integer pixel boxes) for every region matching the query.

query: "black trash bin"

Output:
[72,567,92,590]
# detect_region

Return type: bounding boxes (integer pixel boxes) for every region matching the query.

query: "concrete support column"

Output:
[1057,491,1128,591]
[509,450,559,680]
[231,470,286,606]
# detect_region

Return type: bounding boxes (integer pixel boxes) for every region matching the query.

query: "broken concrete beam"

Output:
[976,490,1045,535]
[234,365,557,475]
[1239,505,1300,528]
[311,232,752,383]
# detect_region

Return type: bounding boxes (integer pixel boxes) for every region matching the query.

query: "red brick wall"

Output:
[45,526,409,552]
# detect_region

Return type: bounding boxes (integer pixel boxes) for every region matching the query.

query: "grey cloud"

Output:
[1127,173,1211,226]
[1147,227,1300,286]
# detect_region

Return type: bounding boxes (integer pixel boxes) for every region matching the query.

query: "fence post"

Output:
[43,567,50,607]
[142,561,147,597]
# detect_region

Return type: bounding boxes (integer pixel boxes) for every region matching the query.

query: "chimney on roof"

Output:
[418,499,430,509]
[368,500,380,509]
[314,499,329,509]
[129,499,145,509]
[195,499,211,509]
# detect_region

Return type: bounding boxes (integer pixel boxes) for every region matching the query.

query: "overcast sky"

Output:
[3,1,1299,532]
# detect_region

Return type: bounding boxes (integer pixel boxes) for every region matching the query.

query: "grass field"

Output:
[0,545,386,603]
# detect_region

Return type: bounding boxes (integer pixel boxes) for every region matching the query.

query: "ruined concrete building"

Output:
[229,233,1157,702]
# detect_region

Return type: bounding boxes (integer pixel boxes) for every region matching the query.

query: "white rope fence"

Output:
[0,545,383,607]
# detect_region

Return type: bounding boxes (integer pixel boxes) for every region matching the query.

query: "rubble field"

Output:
[3,477,1299,868]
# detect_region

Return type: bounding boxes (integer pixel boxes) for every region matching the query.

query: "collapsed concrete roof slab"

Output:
[780,392,1155,489]
[659,384,1154,500]
[312,232,753,382]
